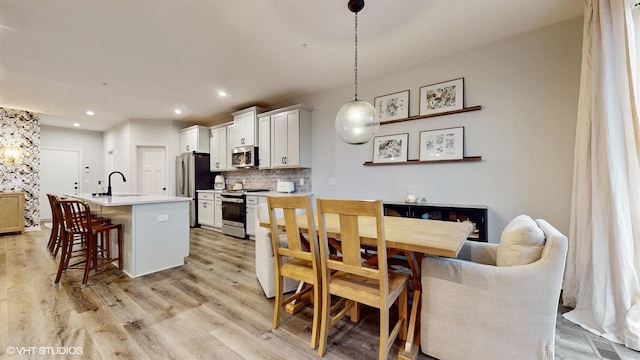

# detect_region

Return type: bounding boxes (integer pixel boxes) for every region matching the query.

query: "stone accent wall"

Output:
[221,168,311,193]
[0,108,40,229]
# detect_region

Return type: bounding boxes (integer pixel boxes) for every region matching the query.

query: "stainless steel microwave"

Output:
[231,146,258,168]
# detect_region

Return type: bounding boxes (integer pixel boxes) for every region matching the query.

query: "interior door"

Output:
[40,148,80,220]
[138,146,167,195]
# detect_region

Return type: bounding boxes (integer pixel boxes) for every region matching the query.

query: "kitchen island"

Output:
[70,193,191,278]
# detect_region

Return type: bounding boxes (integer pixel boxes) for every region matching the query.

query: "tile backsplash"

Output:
[220,168,311,193]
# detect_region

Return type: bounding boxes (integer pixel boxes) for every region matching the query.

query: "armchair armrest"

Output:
[456,240,498,265]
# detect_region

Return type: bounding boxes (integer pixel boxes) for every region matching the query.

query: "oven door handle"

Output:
[221,197,244,204]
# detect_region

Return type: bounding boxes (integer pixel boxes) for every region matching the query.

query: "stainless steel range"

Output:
[221,191,247,238]
[221,189,269,238]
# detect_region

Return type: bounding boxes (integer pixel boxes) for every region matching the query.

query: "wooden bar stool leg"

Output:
[116,224,123,271]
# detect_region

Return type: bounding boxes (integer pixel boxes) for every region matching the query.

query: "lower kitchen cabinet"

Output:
[213,193,222,229]
[197,192,215,228]
[245,195,266,238]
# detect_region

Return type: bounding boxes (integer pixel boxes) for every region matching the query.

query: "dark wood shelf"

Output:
[363,156,482,166]
[380,105,482,125]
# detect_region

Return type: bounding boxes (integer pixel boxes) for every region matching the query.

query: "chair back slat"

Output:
[337,213,362,267]
[283,207,304,252]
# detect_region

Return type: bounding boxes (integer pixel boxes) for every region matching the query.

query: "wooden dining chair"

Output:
[267,195,322,349]
[53,199,123,288]
[316,198,408,360]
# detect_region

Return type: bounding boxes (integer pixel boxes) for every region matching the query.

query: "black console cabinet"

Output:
[383,202,488,242]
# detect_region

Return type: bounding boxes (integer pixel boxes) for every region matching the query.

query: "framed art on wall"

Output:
[372,133,409,163]
[419,127,464,161]
[419,78,464,116]
[374,90,409,123]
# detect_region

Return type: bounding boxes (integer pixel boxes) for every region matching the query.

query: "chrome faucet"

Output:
[106,171,127,196]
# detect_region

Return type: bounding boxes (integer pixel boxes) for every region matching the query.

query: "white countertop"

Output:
[70,193,192,206]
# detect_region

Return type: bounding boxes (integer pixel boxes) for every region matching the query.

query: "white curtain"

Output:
[562,0,640,350]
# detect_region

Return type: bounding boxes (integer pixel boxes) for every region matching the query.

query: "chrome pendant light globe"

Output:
[336,0,379,145]
[336,100,378,144]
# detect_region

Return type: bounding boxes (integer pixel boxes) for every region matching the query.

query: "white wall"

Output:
[298,18,583,240]
[103,119,183,195]
[40,125,104,193]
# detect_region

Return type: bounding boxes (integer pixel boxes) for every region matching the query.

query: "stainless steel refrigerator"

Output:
[176,152,211,227]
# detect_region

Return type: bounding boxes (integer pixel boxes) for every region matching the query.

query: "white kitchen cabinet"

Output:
[179,125,210,153]
[231,106,263,148]
[209,124,230,171]
[226,124,236,171]
[258,115,271,169]
[269,105,312,168]
[213,193,222,229]
[197,192,215,228]
[246,195,266,238]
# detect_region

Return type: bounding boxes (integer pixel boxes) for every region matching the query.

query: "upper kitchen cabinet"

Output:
[231,106,264,148]
[210,122,231,171]
[179,125,210,153]
[258,114,271,169]
[263,104,312,169]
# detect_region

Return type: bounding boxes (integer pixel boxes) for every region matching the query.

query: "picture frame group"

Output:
[372,77,465,123]
[372,127,465,163]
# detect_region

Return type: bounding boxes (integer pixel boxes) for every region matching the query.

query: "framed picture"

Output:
[372,133,409,163]
[419,127,464,161]
[374,90,410,123]
[419,78,464,116]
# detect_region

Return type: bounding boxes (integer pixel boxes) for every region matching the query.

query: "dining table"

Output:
[260,212,472,360]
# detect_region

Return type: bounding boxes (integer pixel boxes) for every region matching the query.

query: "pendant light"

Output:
[335,0,379,145]
[0,139,24,166]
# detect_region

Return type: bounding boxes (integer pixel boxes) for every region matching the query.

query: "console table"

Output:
[383,202,488,242]
[0,192,25,235]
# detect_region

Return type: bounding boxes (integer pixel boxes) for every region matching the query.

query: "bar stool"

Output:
[53,199,123,288]
[47,194,111,259]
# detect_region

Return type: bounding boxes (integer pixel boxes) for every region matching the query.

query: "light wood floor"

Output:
[1,227,639,360]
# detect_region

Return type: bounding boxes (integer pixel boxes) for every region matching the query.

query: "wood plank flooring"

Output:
[1,227,639,359]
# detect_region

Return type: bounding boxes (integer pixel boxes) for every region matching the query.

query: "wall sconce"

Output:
[0,140,24,166]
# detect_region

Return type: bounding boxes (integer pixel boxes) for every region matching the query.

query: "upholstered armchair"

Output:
[255,202,300,298]
[420,216,568,360]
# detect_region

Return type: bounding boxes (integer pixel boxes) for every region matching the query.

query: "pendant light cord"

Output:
[354,12,359,101]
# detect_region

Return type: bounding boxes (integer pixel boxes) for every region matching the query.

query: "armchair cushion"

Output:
[496,214,545,266]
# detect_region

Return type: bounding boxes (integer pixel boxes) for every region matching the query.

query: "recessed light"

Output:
[174,109,182,115]
[73,122,80,127]
[218,91,227,97]
[86,110,94,116]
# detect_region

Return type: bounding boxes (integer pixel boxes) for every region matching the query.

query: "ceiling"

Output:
[0,0,583,132]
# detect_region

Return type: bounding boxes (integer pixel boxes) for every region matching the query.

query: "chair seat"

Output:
[329,270,409,308]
